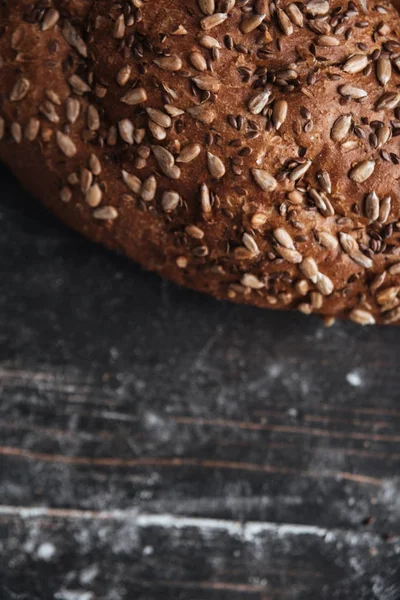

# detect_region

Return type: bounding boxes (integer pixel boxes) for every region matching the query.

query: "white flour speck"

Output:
[79,565,99,585]
[346,371,363,387]
[36,542,56,561]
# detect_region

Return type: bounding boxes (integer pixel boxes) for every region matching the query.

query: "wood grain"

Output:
[1,164,400,599]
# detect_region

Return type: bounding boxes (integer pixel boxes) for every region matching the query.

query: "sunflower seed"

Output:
[388,262,400,275]
[339,232,358,255]
[187,105,216,124]
[339,233,373,268]
[296,280,309,295]
[273,228,295,249]
[134,129,146,146]
[339,84,368,99]
[234,247,256,260]
[370,272,386,293]
[177,143,201,163]
[308,19,330,34]
[87,105,100,131]
[118,119,135,144]
[153,55,182,72]
[24,118,40,141]
[364,191,379,221]
[376,124,391,148]
[376,286,399,305]
[176,256,188,269]
[349,160,375,183]
[241,274,265,289]
[198,0,215,15]
[56,131,77,157]
[62,21,87,57]
[201,13,228,30]
[122,170,142,194]
[300,257,319,283]
[42,8,60,31]
[316,273,334,295]
[121,87,148,105]
[298,303,313,315]
[382,306,400,324]
[198,35,221,49]
[251,213,268,228]
[273,99,288,130]
[289,159,312,181]
[192,74,220,92]
[317,231,339,250]
[287,190,304,204]
[243,233,260,254]
[376,56,391,86]
[10,77,30,102]
[113,14,125,39]
[68,74,91,94]
[189,52,208,71]
[146,108,172,129]
[248,89,272,115]
[117,65,132,87]
[276,8,293,35]
[393,56,400,72]
[276,246,302,263]
[342,54,368,73]
[161,191,180,212]
[152,146,181,179]
[310,291,323,309]
[252,169,277,191]
[376,91,400,110]
[306,0,330,15]
[80,169,93,193]
[349,308,375,325]
[308,188,327,213]
[200,183,212,213]
[331,114,352,142]
[141,175,157,202]
[60,186,72,203]
[93,206,118,220]
[287,3,304,26]
[86,183,102,207]
[317,170,332,194]
[68,173,79,186]
[223,0,236,12]
[45,90,61,106]
[39,101,59,124]
[186,225,205,239]
[66,97,80,124]
[317,35,340,46]
[241,13,266,33]
[89,154,102,176]
[165,104,185,117]
[207,152,225,178]
[378,196,391,223]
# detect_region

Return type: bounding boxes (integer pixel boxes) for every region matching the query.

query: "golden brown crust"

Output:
[2,0,400,324]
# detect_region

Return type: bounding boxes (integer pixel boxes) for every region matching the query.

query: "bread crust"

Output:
[1,0,400,324]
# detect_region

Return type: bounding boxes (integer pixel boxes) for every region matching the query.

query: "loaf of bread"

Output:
[1,0,400,325]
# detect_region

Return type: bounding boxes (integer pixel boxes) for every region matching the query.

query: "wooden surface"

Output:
[1,163,400,600]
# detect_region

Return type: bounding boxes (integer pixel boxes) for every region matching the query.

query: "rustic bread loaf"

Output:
[1,0,400,325]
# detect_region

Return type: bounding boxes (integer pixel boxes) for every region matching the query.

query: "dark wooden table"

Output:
[1,163,399,600]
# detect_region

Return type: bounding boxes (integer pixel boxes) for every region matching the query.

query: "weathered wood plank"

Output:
[2,509,400,600]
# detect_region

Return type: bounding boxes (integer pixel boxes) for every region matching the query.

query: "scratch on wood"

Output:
[0,446,383,486]
[174,416,400,443]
